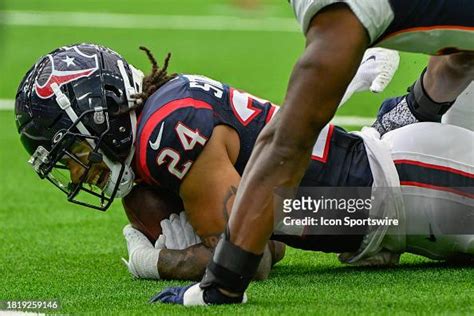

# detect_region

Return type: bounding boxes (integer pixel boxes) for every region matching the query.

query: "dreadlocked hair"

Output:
[132,46,177,110]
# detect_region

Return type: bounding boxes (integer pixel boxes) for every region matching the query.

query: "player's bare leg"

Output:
[424,52,474,103]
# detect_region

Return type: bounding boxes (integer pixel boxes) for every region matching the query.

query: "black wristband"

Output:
[200,238,263,294]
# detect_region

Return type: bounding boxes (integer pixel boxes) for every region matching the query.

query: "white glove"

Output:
[160,212,202,250]
[155,234,166,249]
[340,48,400,106]
[360,47,400,93]
[121,224,163,279]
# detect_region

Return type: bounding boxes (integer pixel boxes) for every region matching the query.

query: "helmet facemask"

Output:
[29,123,119,210]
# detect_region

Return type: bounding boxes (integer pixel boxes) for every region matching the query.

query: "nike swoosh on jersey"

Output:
[149,122,165,150]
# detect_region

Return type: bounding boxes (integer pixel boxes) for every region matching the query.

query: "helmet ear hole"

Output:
[106,93,120,115]
[105,84,121,97]
[105,85,127,115]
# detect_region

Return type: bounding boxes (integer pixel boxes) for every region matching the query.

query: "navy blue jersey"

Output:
[134,74,373,195]
[135,74,278,193]
[385,0,473,35]
[379,0,474,53]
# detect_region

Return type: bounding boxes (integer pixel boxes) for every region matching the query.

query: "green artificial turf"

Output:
[1,1,472,314]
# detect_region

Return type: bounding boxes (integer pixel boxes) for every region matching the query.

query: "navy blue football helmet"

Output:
[15,43,144,210]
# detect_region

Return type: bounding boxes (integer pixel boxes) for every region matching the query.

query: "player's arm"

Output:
[161,124,281,280]
[158,244,214,281]
[179,125,240,245]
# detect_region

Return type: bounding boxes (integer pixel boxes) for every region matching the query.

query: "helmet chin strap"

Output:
[102,155,133,198]
[108,60,144,198]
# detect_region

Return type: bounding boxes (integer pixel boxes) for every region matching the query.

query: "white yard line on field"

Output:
[331,116,374,126]
[0,99,373,126]
[0,99,14,110]
[0,10,300,32]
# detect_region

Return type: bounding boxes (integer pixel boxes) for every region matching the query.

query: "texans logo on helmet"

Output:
[34,46,99,99]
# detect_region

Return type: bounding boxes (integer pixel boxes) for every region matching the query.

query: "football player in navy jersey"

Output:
[15,44,473,304]
[14,43,396,281]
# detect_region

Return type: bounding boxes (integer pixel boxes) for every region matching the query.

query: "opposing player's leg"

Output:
[373,52,474,135]
[424,53,474,103]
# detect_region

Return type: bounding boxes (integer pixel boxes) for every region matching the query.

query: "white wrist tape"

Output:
[127,247,161,279]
